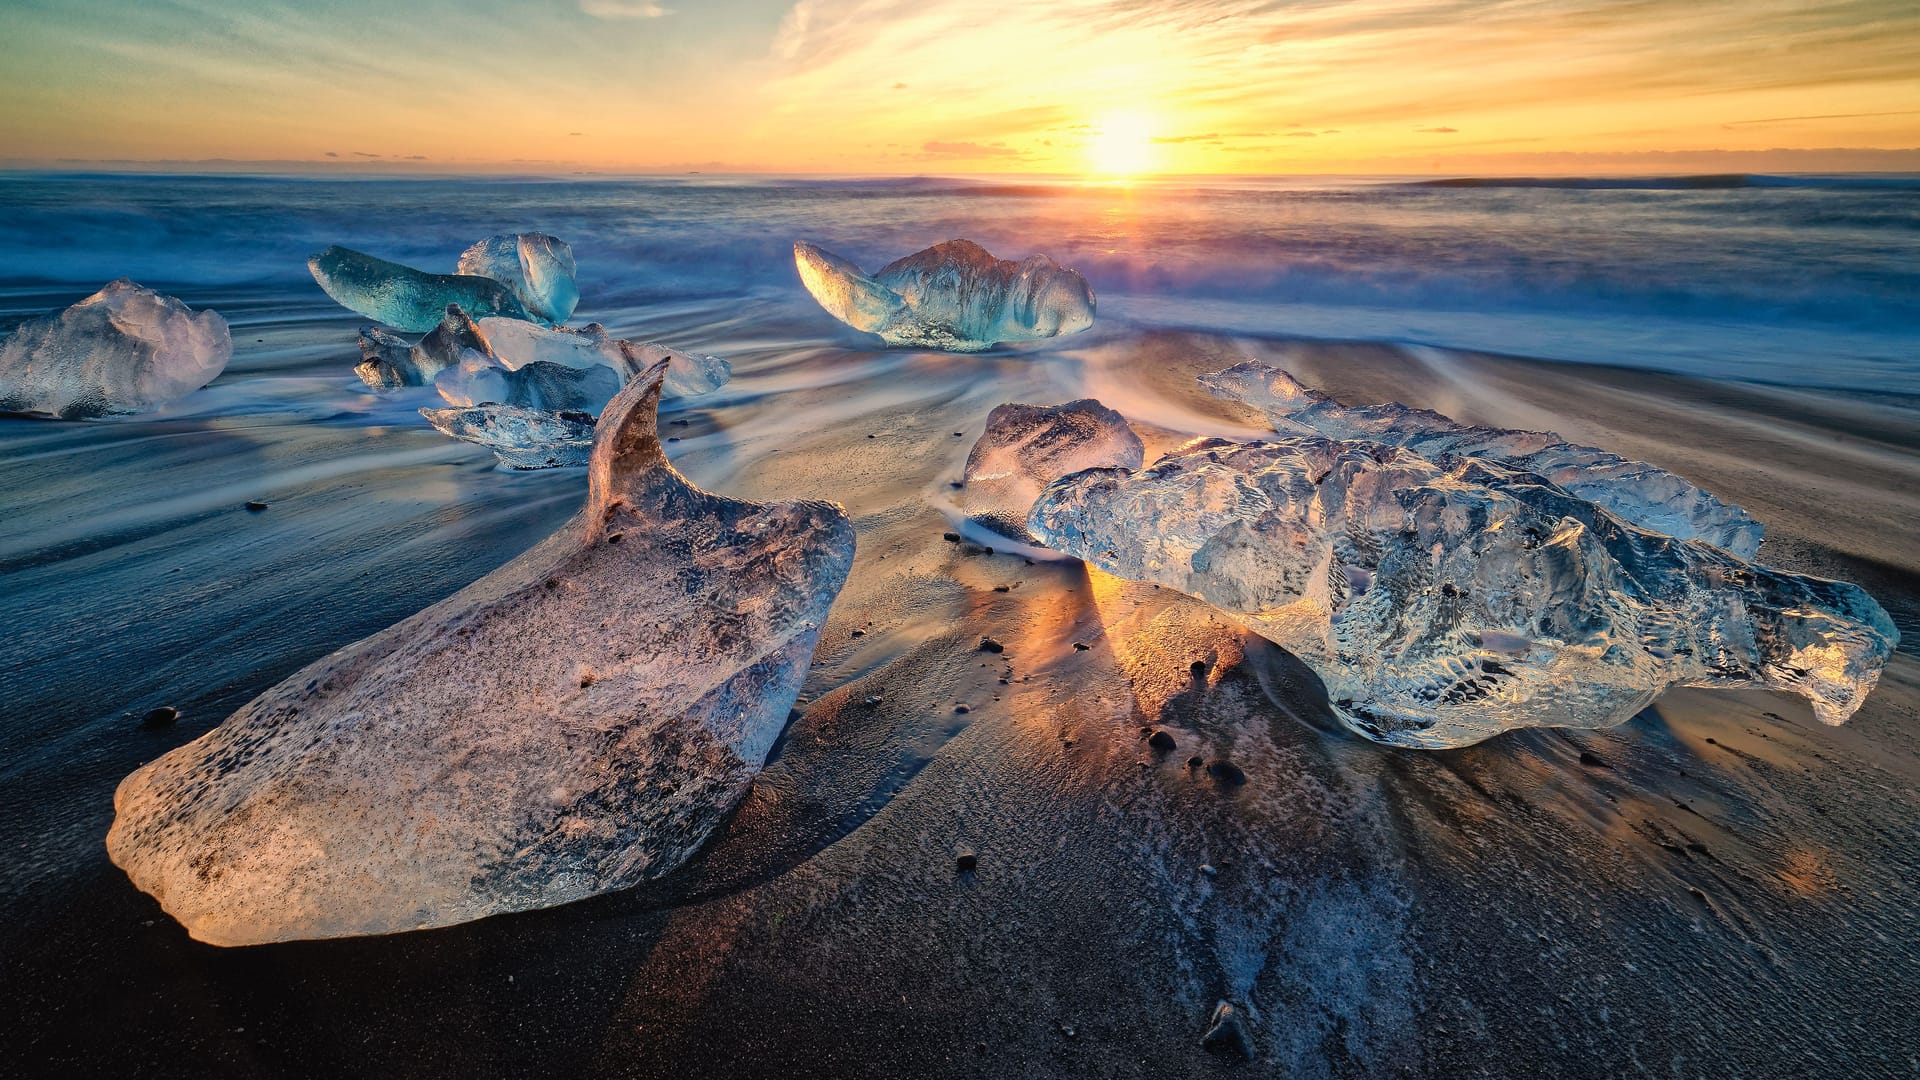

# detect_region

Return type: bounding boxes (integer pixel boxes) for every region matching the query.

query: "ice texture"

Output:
[308,245,532,332]
[478,318,731,398]
[794,239,1096,351]
[1201,362,1764,558]
[0,280,230,419]
[434,349,623,413]
[421,403,598,469]
[961,399,1144,540]
[354,305,492,389]
[456,234,579,325]
[1029,437,1896,749]
[107,363,857,945]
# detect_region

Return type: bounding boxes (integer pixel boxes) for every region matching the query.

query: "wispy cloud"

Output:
[580,0,671,17]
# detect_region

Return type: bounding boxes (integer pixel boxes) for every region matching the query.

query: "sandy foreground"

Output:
[4,328,1917,1078]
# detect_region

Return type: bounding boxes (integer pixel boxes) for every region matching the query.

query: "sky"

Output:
[1,0,1917,174]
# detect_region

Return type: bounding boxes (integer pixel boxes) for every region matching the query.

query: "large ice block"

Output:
[354,305,493,389]
[434,349,623,414]
[107,363,857,944]
[794,239,1096,351]
[1201,362,1763,557]
[456,234,579,325]
[0,280,230,419]
[1029,437,1896,749]
[308,246,532,332]
[478,318,731,398]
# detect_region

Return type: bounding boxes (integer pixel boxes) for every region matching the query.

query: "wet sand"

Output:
[3,321,1917,1077]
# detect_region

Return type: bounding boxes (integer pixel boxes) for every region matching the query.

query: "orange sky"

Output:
[2,0,1917,174]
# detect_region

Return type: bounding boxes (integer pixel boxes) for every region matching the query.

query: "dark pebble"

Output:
[1073,642,1090,651]
[1207,759,1248,786]
[950,481,964,489]
[955,851,977,872]
[1148,729,1178,751]
[992,584,1010,593]
[861,695,883,707]
[954,704,971,714]
[244,500,269,512]
[1186,755,1204,768]
[140,706,179,729]
[1189,659,1207,676]
[952,432,964,437]
[867,433,878,438]
[1578,750,1608,768]
[666,436,680,443]
[978,637,1005,653]
[851,628,866,637]
[943,532,961,543]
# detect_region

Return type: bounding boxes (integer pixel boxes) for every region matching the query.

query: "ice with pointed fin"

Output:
[961,399,1144,541]
[434,349,624,414]
[794,239,1095,351]
[1201,361,1763,558]
[421,404,598,470]
[1028,432,1896,749]
[108,363,857,945]
[0,279,230,419]
[456,234,579,325]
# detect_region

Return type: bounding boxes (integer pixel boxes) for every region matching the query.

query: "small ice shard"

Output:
[794,239,1096,351]
[961,399,1144,541]
[434,349,623,413]
[0,279,230,419]
[308,245,532,332]
[455,234,579,326]
[1029,437,1896,749]
[1201,362,1763,558]
[107,363,857,945]
[422,403,598,469]
[354,305,492,389]
[478,318,731,398]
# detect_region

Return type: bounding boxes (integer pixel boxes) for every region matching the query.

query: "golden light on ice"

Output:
[1086,110,1158,177]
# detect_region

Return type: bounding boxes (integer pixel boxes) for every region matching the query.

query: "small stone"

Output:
[950,481,964,489]
[140,706,179,729]
[956,851,977,872]
[867,433,878,438]
[666,436,680,443]
[861,695,883,707]
[244,501,269,512]
[978,637,1005,653]
[993,584,1010,593]
[953,432,964,437]
[943,532,961,543]
[1578,750,1608,768]
[1148,729,1177,752]
[1073,642,1090,651]
[851,628,866,638]
[1189,659,1207,676]
[1207,759,1248,786]
[1200,863,1219,877]
[954,703,971,714]
[1186,756,1203,768]
[1201,1000,1255,1061]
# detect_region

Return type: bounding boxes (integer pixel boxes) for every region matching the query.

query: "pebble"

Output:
[978,637,1005,653]
[140,706,179,729]
[1186,755,1203,768]
[954,704,971,714]
[1578,750,1608,768]
[955,851,977,872]
[992,584,1010,593]
[1148,729,1177,751]
[1189,659,1207,676]
[861,694,884,707]
[943,532,961,543]
[851,628,866,638]
[1072,642,1090,651]
[1206,759,1248,786]
[244,500,269,512]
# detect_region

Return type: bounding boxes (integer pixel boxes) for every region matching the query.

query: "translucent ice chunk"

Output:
[794,239,1096,351]
[433,348,622,413]
[421,403,597,469]
[455,234,579,325]
[354,305,492,390]
[1200,362,1764,558]
[308,245,532,332]
[961,399,1144,540]
[107,362,857,944]
[0,279,230,419]
[478,318,731,398]
[1029,437,1896,749]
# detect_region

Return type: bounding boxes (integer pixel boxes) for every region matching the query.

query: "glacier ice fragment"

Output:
[1029,436,1896,749]
[421,403,598,469]
[456,234,579,325]
[309,245,532,332]
[434,348,623,414]
[794,239,1095,351]
[1201,362,1764,558]
[107,362,857,944]
[0,279,230,419]
[354,304,492,389]
[962,399,1144,540]
[478,318,731,398]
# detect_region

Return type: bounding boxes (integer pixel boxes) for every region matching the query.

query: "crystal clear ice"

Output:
[0,279,231,419]
[962,399,1144,541]
[794,239,1096,351]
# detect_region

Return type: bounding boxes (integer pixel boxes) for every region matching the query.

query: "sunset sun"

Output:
[1086,110,1158,176]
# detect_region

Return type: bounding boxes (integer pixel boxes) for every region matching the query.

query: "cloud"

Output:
[580,0,671,17]
[1416,126,1459,133]
[921,140,1024,158]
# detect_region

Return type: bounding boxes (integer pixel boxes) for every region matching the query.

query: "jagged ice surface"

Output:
[794,239,1096,351]
[355,305,492,390]
[0,279,230,419]
[420,404,598,470]
[1201,361,1764,558]
[478,318,731,398]
[1029,437,1896,749]
[107,363,857,944]
[434,349,624,414]
[962,399,1144,541]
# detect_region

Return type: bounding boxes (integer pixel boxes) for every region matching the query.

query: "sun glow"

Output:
[1086,110,1158,177]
